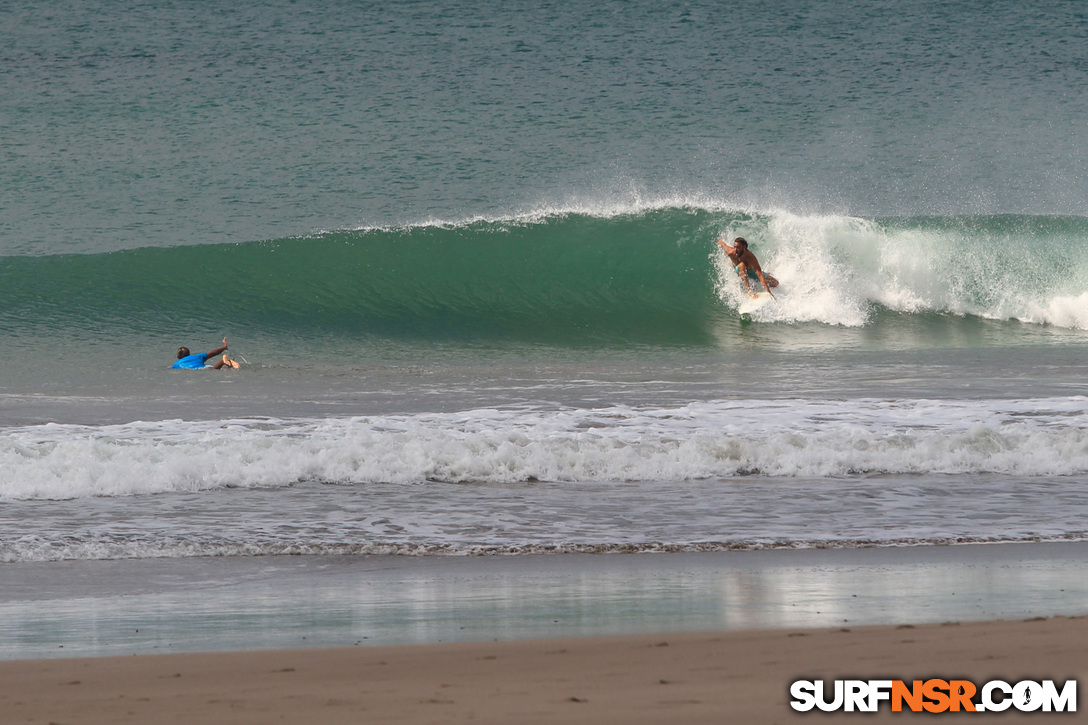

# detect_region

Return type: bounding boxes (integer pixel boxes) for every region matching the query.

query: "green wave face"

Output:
[5,208,1088,346]
[0,209,732,344]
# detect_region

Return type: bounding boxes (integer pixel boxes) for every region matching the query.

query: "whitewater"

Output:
[8,396,1088,501]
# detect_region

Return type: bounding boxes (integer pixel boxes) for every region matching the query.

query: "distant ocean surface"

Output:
[3,0,1088,562]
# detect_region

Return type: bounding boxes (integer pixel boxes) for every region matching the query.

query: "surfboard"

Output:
[738,291,774,315]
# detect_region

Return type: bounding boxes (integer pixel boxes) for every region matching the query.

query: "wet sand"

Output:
[4,542,1088,660]
[1,617,1086,723]
[2,543,1087,722]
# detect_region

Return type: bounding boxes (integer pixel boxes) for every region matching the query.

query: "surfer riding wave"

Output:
[717,237,778,298]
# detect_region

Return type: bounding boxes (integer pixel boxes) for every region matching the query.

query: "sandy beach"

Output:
[2,543,1087,723]
[1,617,1085,724]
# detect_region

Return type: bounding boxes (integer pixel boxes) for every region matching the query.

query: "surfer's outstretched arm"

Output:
[206,337,228,357]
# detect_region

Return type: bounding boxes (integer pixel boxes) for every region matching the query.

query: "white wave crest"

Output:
[713,210,1088,329]
[4,398,1088,500]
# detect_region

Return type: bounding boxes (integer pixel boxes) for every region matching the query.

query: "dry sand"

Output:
[2,616,1085,724]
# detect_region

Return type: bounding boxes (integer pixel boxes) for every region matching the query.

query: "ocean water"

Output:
[4,0,1088,563]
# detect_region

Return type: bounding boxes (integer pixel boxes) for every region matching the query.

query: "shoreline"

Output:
[2,617,1085,724]
[3,542,1088,722]
[3,541,1088,661]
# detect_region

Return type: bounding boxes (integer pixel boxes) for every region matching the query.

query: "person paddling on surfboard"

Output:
[171,337,237,370]
[717,237,778,298]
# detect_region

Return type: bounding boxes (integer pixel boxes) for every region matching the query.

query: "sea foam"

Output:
[4,397,1088,501]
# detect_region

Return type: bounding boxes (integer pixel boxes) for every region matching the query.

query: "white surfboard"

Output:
[738,291,775,315]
